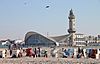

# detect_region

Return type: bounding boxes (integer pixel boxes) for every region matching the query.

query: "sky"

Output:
[0,0,100,40]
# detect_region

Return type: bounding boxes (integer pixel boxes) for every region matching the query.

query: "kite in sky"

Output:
[46,5,50,8]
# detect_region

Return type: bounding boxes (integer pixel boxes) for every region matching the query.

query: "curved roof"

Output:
[25,31,38,41]
[51,35,68,42]
[24,31,58,46]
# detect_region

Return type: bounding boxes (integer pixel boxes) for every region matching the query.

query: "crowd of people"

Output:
[62,47,99,59]
[25,47,48,58]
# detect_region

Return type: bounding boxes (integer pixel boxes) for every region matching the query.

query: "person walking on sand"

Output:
[10,50,12,56]
[34,48,37,57]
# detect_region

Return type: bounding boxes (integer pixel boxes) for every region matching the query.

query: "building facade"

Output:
[75,34,86,46]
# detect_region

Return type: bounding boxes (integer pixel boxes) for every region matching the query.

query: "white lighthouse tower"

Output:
[68,9,76,46]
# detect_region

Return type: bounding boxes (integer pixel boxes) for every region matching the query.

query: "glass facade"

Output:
[25,32,56,47]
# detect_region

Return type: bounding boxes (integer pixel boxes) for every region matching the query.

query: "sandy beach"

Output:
[0,57,100,64]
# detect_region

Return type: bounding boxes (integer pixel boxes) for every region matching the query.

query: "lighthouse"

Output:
[68,9,76,46]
